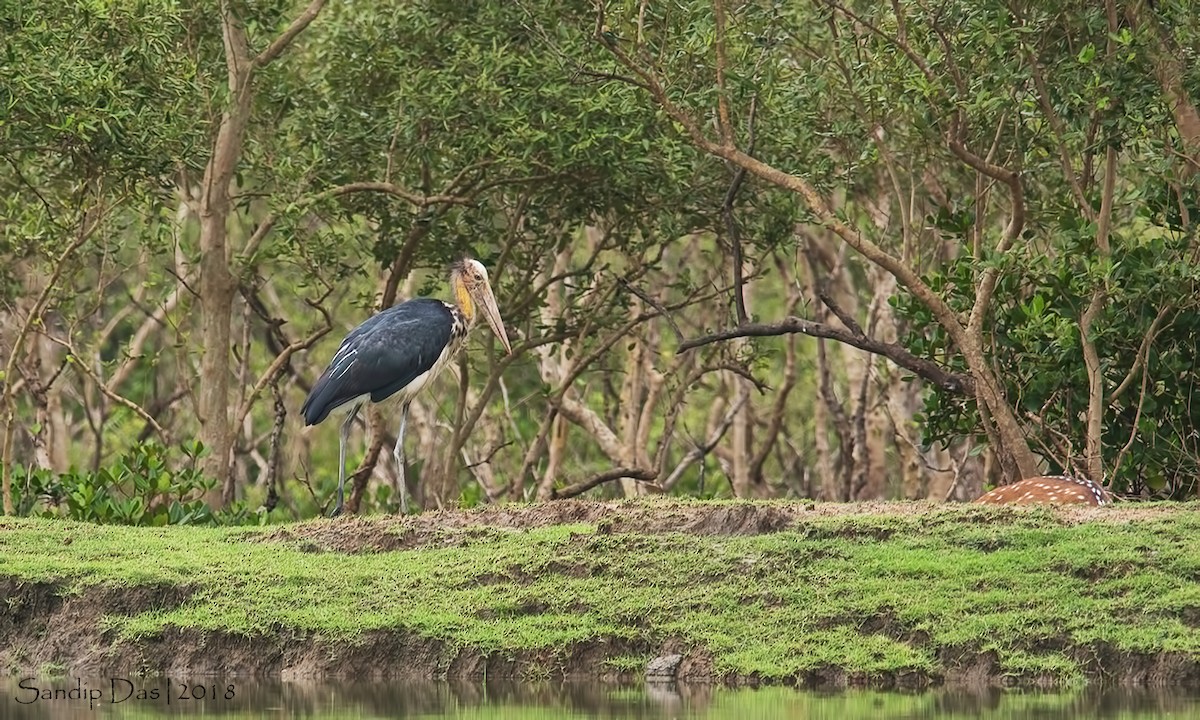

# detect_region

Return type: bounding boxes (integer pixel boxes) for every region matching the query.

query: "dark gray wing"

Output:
[301,298,454,425]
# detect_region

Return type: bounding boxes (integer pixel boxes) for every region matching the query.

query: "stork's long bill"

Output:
[452,259,512,355]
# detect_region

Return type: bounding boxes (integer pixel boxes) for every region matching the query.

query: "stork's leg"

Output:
[394,401,411,514]
[331,402,361,518]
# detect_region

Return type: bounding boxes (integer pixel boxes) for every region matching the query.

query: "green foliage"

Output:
[0,0,216,268]
[6,0,1200,510]
[12,441,257,526]
[900,232,1200,497]
[792,0,1200,496]
[0,0,212,174]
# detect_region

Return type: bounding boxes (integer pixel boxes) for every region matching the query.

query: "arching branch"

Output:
[550,467,659,500]
[678,317,974,396]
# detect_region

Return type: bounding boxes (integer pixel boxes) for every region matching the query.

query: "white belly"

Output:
[390,336,464,405]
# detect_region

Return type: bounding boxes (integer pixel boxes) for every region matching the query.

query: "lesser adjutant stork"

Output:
[302,258,512,516]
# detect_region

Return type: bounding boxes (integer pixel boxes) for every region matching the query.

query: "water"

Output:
[2,676,1198,719]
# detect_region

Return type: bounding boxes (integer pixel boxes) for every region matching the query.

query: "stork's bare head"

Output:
[451,258,512,355]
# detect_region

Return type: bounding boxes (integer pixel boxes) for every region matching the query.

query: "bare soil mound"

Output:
[257,499,1167,554]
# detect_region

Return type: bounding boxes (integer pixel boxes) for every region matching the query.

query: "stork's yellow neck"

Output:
[453,274,475,323]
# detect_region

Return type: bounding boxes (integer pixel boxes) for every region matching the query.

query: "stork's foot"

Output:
[328,503,344,519]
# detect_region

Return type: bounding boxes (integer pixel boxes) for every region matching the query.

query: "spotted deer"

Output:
[973,475,1111,506]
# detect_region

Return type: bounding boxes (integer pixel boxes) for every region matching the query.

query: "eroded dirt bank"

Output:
[3,501,1199,688]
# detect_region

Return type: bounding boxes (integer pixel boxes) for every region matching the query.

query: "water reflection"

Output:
[1,676,1198,719]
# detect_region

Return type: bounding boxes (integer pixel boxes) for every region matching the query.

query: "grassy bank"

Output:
[2,500,1199,687]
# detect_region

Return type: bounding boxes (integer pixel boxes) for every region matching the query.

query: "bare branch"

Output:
[136,389,188,443]
[1111,305,1172,401]
[678,317,973,395]
[712,362,770,394]
[1112,339,1152,482]
[44,334,168,442]
[722,96,758,326]
[749,256,803,482]
[619,278,684,343]
[464,440,515,470]
[554,393,625,462]
[253,0,328,69]
[235,301,332,429]
[513,406,558,500]
[662,391,747,490]
[817,290,864,336]
[713,0,734,146]
[107,280,189,394]
[652,355,705,474]
[550,466,659,500]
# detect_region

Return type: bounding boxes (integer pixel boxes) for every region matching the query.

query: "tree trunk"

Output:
[198,101,250,507]
[44,376,70,472]
[618,300,649,497]
[813,338,846,501]
[30,333,69,472]
[537,413,568,500]
[728,373,753,498]
[861,270,901,499]
[889,378,926,500]
[198,0,329,507]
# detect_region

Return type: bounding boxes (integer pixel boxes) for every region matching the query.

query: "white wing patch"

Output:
[330,348,358,379]
[329,340,355,364]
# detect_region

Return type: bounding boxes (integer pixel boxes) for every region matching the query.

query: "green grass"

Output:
[2,501,1200,684]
